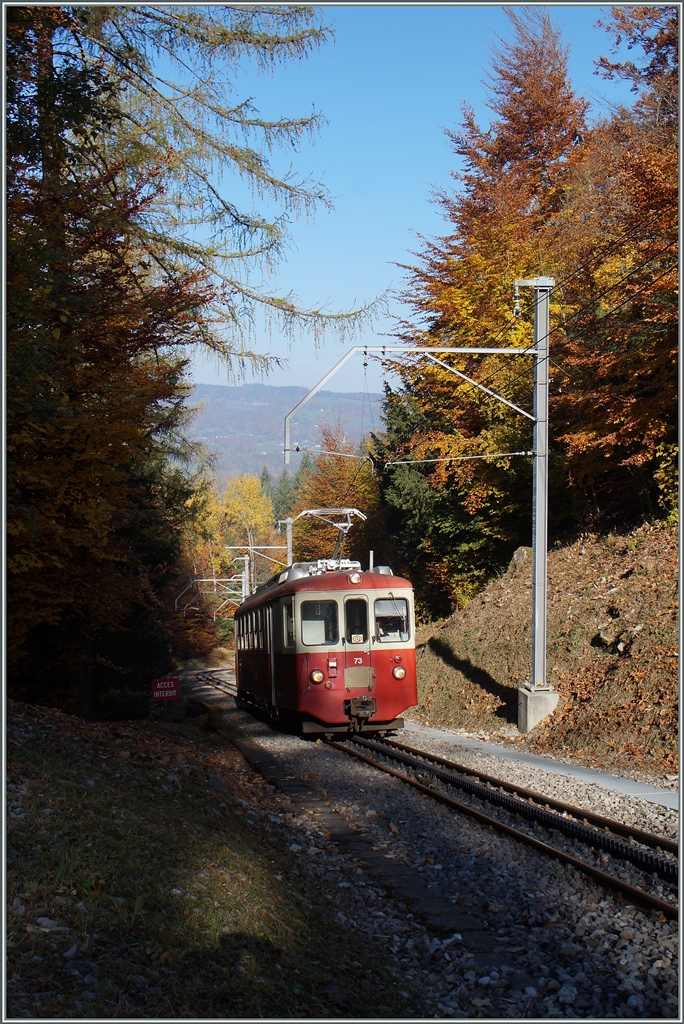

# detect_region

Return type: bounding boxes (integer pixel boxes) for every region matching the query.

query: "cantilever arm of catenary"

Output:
[283,344,536,463]
[424,354,536,421]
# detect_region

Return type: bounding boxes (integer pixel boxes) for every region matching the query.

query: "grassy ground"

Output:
[6,699,410,1019]
[410,521,678,781]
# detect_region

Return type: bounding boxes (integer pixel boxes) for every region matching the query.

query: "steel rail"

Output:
[206,680,238,698]
[350,736,677,881]
[195,672,238,698]
[370,736,679,857]
[181,671,238,698]
[328,740,678,922]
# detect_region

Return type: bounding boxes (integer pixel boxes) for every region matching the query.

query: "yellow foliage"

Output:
[222,474,274,547]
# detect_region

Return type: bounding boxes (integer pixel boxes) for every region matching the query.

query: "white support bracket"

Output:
[424,353,536,421]
[283,344,536,464]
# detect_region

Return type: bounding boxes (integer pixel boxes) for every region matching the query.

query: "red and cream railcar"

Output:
[234,559,416,734]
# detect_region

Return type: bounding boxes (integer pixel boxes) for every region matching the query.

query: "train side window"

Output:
[283,599,295,648]
[263,606,269,651]
[301,600,338,646]
[345,598,368,644]
[375,598,410,642]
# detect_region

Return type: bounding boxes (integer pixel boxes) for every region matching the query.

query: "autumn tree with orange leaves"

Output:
[552,5,678,519]
[377,6,678,614]
[7,8,216,713]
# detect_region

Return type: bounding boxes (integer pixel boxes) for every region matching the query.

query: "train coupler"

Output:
[344,696,377,725]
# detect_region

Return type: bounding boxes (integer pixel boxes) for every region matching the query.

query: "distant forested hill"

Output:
[188,383,383,480]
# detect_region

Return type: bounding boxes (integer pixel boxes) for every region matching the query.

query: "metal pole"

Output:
[242,553,250,599]
[286,517,293,567]
[277,519,294,566]
[284,348,361,463]
[284,325,557,729]
[517,277,554,689]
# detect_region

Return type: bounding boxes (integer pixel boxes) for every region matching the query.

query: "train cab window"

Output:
[301,600,338,646]
[375,598,410,642]
[345,598,368,644]
[283,599,295,648]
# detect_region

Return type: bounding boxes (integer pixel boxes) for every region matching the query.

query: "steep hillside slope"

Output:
[412,521,678,782]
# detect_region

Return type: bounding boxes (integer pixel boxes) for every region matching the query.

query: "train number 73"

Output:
[353,657,364,665]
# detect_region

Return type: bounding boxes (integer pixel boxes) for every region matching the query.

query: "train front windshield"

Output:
[300,600,339,645]
[375,598,410,642]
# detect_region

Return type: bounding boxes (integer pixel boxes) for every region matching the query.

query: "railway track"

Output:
[328,735,678,922]
[182,669,238,698]
[186,671,678,921]
[374,735,679,857]
[350,735,678,873]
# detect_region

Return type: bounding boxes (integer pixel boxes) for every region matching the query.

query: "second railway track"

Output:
[329,734,678,921]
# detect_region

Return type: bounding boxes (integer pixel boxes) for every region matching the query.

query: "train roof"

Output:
[237,561,412,611]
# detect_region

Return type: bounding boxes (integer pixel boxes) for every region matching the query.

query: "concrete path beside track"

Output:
[403,720,679,811]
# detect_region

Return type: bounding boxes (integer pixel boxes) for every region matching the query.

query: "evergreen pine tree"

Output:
[260,466,276,517]
[272,468,297,523]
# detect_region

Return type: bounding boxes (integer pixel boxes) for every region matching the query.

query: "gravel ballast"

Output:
[221,701,679,1019]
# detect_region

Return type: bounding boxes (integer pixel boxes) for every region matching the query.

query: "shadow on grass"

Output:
[6,706,407,1020]
[427,638,518,724]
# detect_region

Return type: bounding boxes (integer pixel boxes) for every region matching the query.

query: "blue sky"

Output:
[191,4,635,394]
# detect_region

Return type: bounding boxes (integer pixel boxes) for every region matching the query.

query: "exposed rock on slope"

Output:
[412,521,678,781]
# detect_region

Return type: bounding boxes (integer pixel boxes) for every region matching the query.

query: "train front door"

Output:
[343,596,374,696]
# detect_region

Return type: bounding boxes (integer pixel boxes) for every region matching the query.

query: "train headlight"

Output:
[310,669,325,684]
[348,571,362,584]
[392,666,406,680]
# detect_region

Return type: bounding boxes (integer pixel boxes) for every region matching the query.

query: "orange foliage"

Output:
[381,7,678,610]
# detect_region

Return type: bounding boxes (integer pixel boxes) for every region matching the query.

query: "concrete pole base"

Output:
[518,687,559,734]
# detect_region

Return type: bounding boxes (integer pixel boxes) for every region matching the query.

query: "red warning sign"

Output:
[152,677,179,700]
